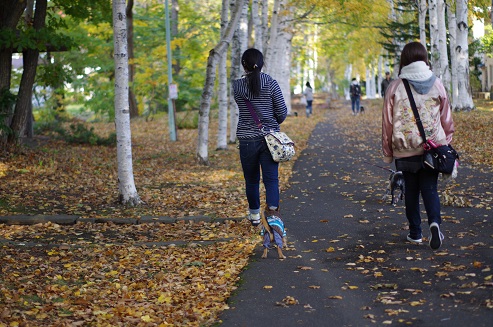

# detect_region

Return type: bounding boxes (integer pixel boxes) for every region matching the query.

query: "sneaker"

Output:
[406,234,423,244]
[247,213,261,226]
[429,222,444,250]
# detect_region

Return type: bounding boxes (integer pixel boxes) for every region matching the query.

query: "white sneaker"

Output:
[407,234,422,244]
[247,213,261,226]
[429,222,444,250]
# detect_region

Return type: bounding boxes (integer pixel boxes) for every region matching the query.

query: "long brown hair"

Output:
[398,42,430,74]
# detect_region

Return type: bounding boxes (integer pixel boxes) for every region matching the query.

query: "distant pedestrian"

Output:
[233,48,288,227]
[382,41,455,250]
[349,78,361,115]
[303,82,314,117]
[381,71,393,97]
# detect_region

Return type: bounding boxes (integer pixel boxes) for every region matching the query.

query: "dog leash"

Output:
[324,147,395,173]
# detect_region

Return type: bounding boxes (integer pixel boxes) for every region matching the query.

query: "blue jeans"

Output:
[239,137,280,214]
[351,96,360,114]
[402,168,441,238]
[306,100,313,117]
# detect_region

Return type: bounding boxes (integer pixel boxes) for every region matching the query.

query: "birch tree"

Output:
[419,0,428,48]
[197,0,244,165]
[216,0,229,150]
[228,0,248,144]
[262,0,292,114]
[437,0,451,91]
[252,0,263,52]
[113,0,141,205]
[447,1,458,108]
[428,0,439,70]
[455,0,474,111]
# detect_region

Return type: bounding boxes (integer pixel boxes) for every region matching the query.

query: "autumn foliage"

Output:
[1,96,492,326]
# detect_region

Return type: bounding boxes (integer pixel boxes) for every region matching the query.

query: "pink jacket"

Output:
[382,78,454,163]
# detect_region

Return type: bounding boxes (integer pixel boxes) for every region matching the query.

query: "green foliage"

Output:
[37,121,116,146]
[0,89,16,137]
[176,110,199,129]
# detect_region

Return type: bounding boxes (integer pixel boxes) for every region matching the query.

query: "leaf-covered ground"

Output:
[1,96,492,326]
[0,96,324,326]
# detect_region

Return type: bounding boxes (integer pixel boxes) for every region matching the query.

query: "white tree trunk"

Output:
[228,0,248,144]
[271,0,292,114]
[378,55,383,97]
[216,0,229,150]
[252,0,263,52]
[419,0,428,48]
[345,64,352,100]
[447,1,458,108]
[197,0,244,165]
[261,0,269,54]
[429,0,439,70]
[264,0,280,69]
[455,0,474,111]
[437,0,450,92]
[113,0,141,206]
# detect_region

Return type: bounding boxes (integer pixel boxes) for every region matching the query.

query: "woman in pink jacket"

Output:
[382,42,455,250]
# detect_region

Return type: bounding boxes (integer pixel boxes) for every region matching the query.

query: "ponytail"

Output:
[241,48,264,98]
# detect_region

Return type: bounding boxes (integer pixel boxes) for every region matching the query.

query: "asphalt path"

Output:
[219,111,493,327]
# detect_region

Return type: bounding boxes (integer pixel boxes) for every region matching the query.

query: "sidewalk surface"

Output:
[219,113,493,326]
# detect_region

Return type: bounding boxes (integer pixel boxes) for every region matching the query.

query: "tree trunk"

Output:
[9,0,47,144]
[216,0,229,150]
[261,0,269,53]
[264,0,280,69]
[126,0,139,118]
[252,0,263,52]
[113,0,142,206]
[271,0,292,115]
[428,0,438,71]
[197,0,245,165]
[0,1,25,144]
[454,0,474,111]
[228,0,247,144]
[447,1,458,108]
[419,0,427,48]
[437,0,450,92]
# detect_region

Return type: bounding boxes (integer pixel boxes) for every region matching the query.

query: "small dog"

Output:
[383,170,405,206]
[260,207,287,259]
[360,106,365,113]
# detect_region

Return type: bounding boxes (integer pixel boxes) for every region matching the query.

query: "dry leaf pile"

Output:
[0,97,324,326]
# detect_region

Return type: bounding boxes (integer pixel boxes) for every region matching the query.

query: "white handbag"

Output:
[264,132,295,162]
[243,98,295,162]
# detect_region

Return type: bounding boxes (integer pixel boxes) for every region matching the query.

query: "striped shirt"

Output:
[233,72,287,139]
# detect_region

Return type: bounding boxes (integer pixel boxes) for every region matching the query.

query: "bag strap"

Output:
[243,98,263,131]
[402,79,427,144]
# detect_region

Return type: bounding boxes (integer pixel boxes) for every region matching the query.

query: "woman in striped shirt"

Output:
[233,48,288,226]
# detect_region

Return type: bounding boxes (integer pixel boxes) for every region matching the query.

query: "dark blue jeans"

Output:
[402,168,441,239]
[306,100,313,117]
[239,137,280,213]
[350,96,360,114]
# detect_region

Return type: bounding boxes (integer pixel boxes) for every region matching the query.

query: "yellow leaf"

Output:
[348,285,359,290]
[141,315,153,322]
[263,285,273,289]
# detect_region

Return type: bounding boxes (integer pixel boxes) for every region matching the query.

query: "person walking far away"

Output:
[349,78,361,115]
[303,81,314,117]
[381,71,393,97]
[232,48,288,227]
[382,41,455,250]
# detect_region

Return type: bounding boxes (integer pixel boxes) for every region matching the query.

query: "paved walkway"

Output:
[219,112,493,326]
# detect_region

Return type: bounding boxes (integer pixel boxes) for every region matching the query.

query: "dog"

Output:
[360,106,365,113]
[260,207,287,259]
[383,170,405,206]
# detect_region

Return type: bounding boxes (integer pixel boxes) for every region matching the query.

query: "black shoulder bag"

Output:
[402,79,459,174]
